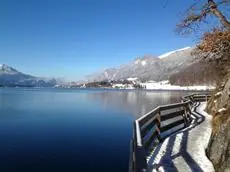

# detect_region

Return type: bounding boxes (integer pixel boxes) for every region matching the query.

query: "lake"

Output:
[0,88,195,172]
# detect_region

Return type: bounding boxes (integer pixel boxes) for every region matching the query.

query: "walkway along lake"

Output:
[0,88,206,172]
[130,93,213,172]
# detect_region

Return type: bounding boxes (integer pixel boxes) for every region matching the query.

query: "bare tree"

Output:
[176,0,230,34]
[175,0,230,78]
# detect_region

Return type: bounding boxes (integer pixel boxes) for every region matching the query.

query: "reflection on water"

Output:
[87,90,194,118]
[0,88,200,172]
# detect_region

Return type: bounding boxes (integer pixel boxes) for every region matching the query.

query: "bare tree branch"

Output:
[176,0,230,35]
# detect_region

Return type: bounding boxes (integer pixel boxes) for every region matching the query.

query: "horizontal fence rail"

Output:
[129,93,210,172]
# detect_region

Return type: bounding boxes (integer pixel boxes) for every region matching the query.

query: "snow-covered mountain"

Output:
[87,47,195,82]
[158,47,191,58]
[0,64,57,87]
[0,64,19,74]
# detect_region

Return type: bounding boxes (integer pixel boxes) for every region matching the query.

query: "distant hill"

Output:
[87,47,193,82]
[87,47,217,85]
[0,64,57,87]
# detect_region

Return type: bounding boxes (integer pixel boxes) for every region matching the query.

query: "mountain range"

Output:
[0,46,217,87]
[87,47,195,82]
[0,64,57,87]
[87,46,218,85]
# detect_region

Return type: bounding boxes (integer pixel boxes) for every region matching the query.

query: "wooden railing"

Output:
[129,93,210,172]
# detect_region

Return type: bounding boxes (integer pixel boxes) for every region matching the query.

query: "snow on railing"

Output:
[129,93,210,172]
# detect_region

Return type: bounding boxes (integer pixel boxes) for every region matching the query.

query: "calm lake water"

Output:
[0,88,196,172]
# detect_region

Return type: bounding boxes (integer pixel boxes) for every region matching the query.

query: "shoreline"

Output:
[0,86,214,92]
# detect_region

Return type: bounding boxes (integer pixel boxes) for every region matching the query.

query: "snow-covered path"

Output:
[146,102,215,172]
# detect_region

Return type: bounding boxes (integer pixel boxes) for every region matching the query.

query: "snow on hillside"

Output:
[127,77,138,81]
[141,60,147,66]
[158,47,191,59]
[134,59,147,66]
[88,47,195,82]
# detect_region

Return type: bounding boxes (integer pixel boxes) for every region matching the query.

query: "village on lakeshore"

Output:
[55,78,215,91]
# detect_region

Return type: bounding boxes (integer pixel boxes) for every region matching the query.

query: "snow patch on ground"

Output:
[215,92,222,96]
[218,108,227,113]
[140,81,214,91]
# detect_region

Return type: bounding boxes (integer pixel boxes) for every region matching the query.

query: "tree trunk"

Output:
[208,0,230,29]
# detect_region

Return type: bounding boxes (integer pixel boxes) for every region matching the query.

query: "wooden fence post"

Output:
[132,122,147,172]
[135,146,147,172]
[183,105,188,127]
[187,103,192,123]
[156,110,161,142]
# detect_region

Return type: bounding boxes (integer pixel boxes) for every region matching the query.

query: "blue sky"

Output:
[0,0,197,81]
